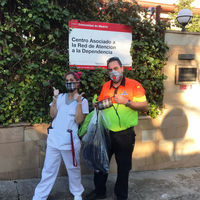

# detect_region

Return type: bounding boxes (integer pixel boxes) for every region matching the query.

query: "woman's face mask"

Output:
[65,82,77,93]
[109,70,122,83]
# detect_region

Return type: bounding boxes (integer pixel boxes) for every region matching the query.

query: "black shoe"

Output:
[84,190,106,200]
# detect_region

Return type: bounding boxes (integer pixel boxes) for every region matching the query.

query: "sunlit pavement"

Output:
[1,167,200,200]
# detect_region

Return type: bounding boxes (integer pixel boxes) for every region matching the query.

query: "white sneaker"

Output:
[74,195,82,200]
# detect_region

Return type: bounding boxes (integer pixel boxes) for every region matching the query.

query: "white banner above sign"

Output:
[69,20,132,69]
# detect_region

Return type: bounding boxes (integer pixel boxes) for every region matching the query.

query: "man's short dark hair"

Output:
[107,57,122,68]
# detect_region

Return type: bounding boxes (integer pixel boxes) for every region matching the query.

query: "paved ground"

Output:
[1,167,200,200]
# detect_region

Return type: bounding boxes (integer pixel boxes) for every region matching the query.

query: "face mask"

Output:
[65,82,77,93]
[109,70,122,83]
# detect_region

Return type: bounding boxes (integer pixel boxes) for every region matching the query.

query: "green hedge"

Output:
[0,0,168,125]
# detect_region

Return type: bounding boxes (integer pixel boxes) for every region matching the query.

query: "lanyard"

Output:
[67,129,78,167]
[112,87,121,127]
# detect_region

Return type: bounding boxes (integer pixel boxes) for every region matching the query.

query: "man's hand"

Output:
[114,94,129,105]
[53,87,59,97]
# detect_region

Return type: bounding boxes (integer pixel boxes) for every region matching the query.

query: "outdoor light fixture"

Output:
[177,8,193,31]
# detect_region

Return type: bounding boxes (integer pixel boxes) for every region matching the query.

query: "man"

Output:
[84,57,148,200]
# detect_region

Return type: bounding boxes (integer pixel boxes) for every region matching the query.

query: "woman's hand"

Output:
[53,87,59,97]
[74,92,85,103]
[74,92,86,125]
[50,87,59,118]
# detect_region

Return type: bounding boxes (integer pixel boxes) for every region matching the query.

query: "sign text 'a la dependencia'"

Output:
[71,37,117,55]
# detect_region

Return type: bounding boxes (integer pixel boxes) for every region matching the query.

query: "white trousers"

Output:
[32,145,84,200]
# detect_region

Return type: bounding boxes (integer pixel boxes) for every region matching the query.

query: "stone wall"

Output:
[0,124,40,180]
[0,123,95,180]
[132,30,200,171]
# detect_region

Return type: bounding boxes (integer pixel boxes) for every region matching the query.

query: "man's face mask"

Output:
[109,70,122,83]
[65,82,77,93]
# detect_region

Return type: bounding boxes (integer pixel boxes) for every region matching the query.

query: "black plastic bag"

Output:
[82,108,110,173]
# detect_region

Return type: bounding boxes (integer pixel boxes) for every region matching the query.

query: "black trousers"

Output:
[94,127,135,200]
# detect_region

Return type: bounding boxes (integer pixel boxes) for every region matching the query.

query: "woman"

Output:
[33,71,89,200]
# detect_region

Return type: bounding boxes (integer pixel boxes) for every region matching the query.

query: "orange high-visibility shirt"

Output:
[99,77,146,132]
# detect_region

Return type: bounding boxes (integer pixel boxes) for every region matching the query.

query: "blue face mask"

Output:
[109,70,122,83]
[65,82,77,93]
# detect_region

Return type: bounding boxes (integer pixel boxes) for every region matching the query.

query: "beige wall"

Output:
[1,30,200,180]
[132,30,200,171]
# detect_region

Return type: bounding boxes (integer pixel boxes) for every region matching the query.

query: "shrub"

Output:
[0,0,168,125]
